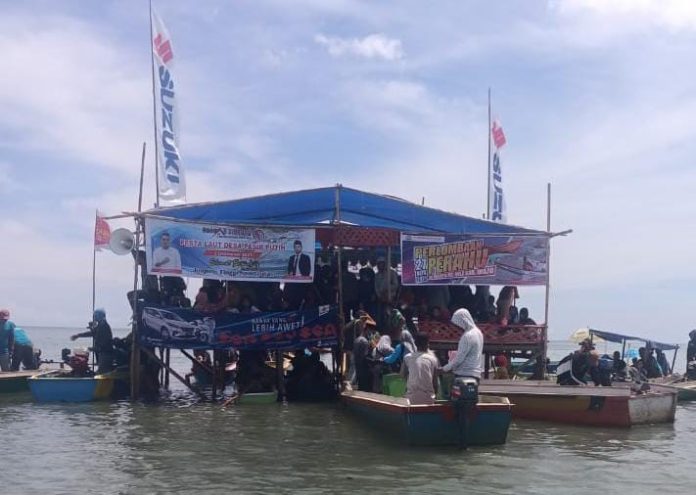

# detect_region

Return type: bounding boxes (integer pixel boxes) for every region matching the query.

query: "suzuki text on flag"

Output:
[489,120,506,223]
[152,9,186,204]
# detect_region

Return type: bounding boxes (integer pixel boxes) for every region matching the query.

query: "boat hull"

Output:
[0,371,35,394]
[28,371,117,402]
[342,390,512,446]
[480,381,677,427]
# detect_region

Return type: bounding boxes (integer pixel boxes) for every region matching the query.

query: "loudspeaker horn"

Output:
[109,228,135,255]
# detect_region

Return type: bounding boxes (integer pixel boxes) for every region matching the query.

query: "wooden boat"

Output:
[649,379,696,402]
[341,390,513,446]
[0,371,36,394]
[479,380,677,427]
[28,369,128,402]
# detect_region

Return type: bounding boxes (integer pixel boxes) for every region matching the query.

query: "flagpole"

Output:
[486,87,492,220]
[149,0,161,208]
[92,210,97,316]
[543,182,552,377]
[91,210,99,371]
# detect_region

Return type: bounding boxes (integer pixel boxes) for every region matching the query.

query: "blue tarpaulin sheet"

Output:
[147,186,546,235]
[589,328,679,351]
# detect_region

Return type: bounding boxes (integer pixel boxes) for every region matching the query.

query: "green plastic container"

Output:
[382,373,406,397]
[237,391,277,404]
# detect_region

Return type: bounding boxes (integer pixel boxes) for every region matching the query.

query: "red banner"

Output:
[94,212,111,251]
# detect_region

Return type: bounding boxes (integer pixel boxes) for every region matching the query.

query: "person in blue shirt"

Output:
[0,309,16,371]
[11,327,37,371]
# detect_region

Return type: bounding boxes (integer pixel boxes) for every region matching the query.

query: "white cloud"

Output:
[557,0,696,31]
[314,33,403,60]
[0,13,150,175]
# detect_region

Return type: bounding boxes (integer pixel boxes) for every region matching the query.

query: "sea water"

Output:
[1,327,694,495]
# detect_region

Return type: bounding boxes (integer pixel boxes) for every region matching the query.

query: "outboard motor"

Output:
[451,377,479,449]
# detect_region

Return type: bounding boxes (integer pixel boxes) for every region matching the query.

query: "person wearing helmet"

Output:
[0,309,16,371]
[71,309,114,374]
[441,308,484,382]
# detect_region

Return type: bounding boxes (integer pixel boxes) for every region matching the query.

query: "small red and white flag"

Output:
[491,121,506,149]
[94,211,111,251]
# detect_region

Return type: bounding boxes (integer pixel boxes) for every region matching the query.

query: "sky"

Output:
[1,0,695,342]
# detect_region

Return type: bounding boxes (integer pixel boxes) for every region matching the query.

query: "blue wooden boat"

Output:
[341,390,513,447]
[28,369,127,402]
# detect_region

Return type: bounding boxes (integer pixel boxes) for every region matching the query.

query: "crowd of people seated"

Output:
[127,249,538,401]
[556,338,676,389]
[128,250,539,334]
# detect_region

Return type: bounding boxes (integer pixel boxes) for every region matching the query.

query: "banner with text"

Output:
[145,217,315,282]
[401,233,548,286]
[140,305,338,350]
[488,120,506,223]
[152,8,186,204]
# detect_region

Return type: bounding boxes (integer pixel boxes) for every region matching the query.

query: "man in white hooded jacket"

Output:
[441,308,484,381]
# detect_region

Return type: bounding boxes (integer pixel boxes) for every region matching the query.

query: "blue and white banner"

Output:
[152,9,186,204]
[140,305,339,350]
[145,217,316,282]
[489,120,506,223]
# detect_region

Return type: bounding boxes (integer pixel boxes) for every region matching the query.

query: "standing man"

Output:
[351,312,377,392]
[152,232,182,274]
[401,332,440,405]
[0,309,15,372]
[71,309,114,374]
[374,256,399,305]
[287,240,311,277]
[441,308,483,382]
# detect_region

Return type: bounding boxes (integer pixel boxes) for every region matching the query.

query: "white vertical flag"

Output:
[152,8,186,204]
[489,120,507,223]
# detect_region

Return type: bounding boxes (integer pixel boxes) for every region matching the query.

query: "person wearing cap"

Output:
[352,312,377,392]
[440,308,483,382]
[0,309,16,371]
[557,339,596,386]
[342,311,376,386]
[71,309,115,374]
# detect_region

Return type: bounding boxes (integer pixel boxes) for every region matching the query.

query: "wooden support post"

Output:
[141,346,207,400]
[165,348,170,389]
[275,350,284,402]
[212,349,218,401]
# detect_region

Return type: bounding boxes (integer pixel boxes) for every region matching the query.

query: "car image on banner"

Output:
[142,307,216,344]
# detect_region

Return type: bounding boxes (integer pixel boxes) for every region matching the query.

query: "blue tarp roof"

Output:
[589,329,679,351]
[148,186,546,235]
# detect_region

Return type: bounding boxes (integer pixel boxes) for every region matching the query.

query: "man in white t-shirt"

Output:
[152,232,182,274]
[401,332,440,405]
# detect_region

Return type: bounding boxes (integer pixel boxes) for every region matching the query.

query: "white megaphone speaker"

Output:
[109,228,135,255]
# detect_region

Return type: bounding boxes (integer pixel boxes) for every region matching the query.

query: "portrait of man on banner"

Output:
[152,231,182,274]
[287,239,312,277]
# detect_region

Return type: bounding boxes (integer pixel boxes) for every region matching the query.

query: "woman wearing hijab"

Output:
[382,310,415,371]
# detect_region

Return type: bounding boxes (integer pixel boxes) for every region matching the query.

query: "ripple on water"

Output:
[2,394,695,494]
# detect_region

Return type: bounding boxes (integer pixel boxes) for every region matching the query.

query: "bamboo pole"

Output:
[212,349,218,400]
[334,185,345,382]
[91,210,97,371]
[149,0,161,208]
[130,142,147,399]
